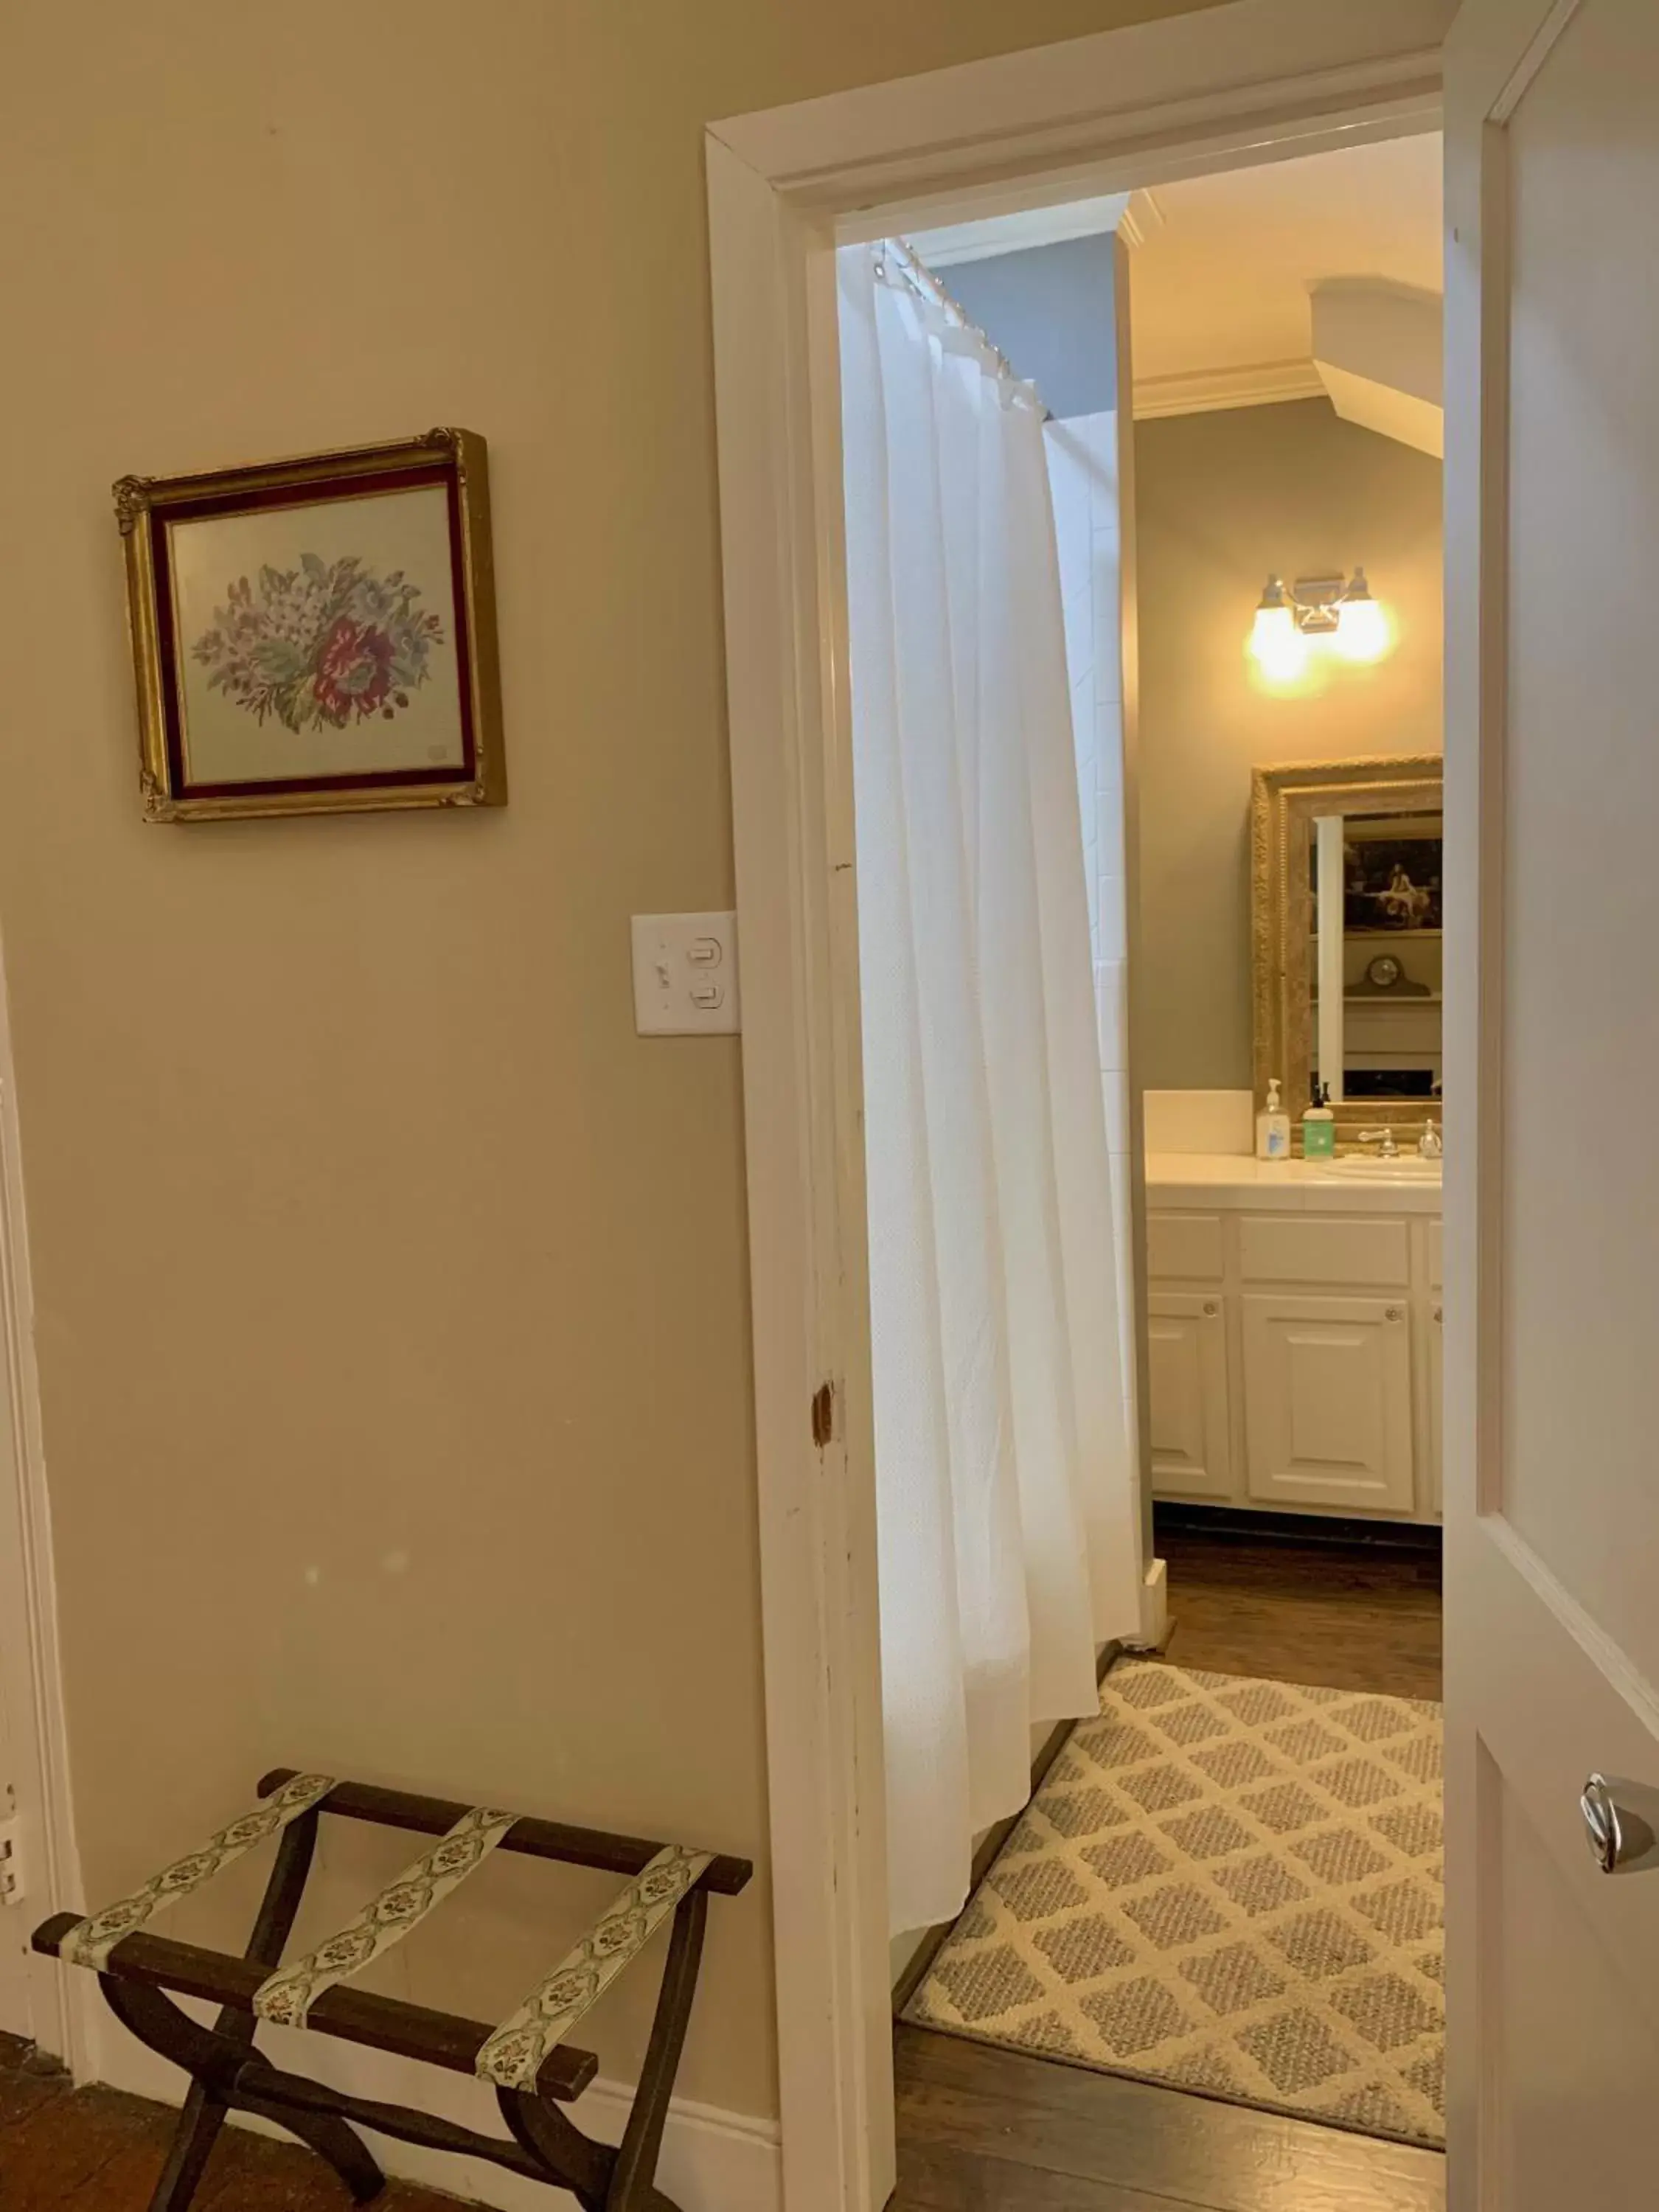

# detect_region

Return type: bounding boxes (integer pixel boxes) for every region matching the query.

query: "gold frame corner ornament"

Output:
[1251,754,1444,1141]
[115,428,507,824]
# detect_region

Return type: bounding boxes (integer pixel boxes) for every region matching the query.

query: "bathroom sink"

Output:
[1314,1156,1442,1182]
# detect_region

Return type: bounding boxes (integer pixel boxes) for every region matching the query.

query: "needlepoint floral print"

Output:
[153,474,481,806]
[119,434,504,818]
[193,555,445,735]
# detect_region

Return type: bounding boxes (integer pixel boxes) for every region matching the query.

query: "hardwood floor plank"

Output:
[56,2118,181,2209]
[196,2121,465,2212]
[895,2133,1203,2210]
[897,2029,1445,2212]
[0,2081,170,2206]
[0,2049,72,2133]
[0,2041,481,2209]
[1156,1531,1441,1702]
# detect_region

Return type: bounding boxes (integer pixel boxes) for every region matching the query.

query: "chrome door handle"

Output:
[1581,1774,1659,1874]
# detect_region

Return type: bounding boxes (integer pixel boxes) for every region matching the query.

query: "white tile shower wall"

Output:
[1046,411,1135,1403]
[1142,1089,1256,1155]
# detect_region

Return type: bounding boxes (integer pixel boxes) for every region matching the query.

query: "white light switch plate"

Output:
[631,912,741,1034]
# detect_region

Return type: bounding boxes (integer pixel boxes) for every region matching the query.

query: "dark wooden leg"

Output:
[604,1888,707,2212]
[238,2086,387,2202]
[496,2087,614,2209]
[133,1810,382,2209]
[147,2079,229,2212]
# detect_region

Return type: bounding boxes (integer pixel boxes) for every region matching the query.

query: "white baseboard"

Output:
[1131,1556,1170,1651]
[77,1980,781,2212]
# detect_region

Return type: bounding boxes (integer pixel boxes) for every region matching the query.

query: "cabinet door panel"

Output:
[1146,1211,1225,1282]
[1148,1291,1232,1502]
[1242,1292,1413,1514]
[1238,1214,1411,1289]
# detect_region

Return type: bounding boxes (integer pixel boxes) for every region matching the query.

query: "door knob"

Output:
[1580,1774,1659,1874]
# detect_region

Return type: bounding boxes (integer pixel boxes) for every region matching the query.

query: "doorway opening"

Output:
[838,130,1447,2199]
[703,13,1475,2209]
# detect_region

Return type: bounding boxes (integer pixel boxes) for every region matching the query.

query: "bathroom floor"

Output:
[892,1517,1445,2210]
[1157,1517,1441,1701]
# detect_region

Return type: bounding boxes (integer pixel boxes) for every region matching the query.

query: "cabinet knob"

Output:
[1384,1306,1403,1322]
[1203,1301,1219,1318]
[1433,1306,1442,1324]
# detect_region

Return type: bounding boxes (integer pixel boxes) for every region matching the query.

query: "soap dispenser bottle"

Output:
[1256,1077,1291,1161]
[1302,1079,1337,1159]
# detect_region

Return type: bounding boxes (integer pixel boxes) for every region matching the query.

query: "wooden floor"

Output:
[0,2032,469,2210]
[1156,1522,1442,1703]
[892,1523,1446,2210]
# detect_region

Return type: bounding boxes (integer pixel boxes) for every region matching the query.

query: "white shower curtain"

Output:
[839,243,1142,1938]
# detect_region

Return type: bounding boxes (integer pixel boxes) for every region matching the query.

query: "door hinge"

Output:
[0,1817,23,1907]
[810,1380,836,1449]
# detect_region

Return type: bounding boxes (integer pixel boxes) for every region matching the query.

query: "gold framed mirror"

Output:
[1251,755,1444,1142]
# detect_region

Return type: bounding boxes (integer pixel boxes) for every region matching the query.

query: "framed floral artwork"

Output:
[114,428,506,820]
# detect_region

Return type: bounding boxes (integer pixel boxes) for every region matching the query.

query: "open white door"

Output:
[1444,2,1659,2203]
[0,1650,29,2034]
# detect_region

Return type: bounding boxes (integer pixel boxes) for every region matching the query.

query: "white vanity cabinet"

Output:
[1240,1292,1413,1513]
[1147,1292,1232,1499]
[1144,1162,1441,1525]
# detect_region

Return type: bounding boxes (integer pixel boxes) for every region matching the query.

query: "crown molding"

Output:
[1117,188,1166,250]
[905,187,1162,268]
[1133,357,1327,418]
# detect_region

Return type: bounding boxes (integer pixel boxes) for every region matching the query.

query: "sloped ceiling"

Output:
[908,132,1446,453]
[1311,280,1443,457]
[1127,133,1443,436]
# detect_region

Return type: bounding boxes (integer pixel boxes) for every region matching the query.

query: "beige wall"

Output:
[1135,399,1444,1092]
[0,0,1221,2122]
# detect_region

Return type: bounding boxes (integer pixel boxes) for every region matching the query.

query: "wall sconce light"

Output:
[1248,569,1390,679]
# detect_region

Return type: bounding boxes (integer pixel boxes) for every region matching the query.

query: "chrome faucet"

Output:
[1357,1127,1401,1159]
[1419,1119,1443,1159]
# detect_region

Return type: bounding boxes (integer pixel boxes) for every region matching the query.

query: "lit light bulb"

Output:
[1248,580,1307,679]
[1256,588,1310,681]
[1334,571,1389,663]
[1256,627,1310,682]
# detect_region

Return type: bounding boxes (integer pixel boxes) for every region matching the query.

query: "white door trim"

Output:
[706,5,1454,2205]
[0,967,83,2065]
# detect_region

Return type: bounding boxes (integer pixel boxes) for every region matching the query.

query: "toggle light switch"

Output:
[631,913,741,1034]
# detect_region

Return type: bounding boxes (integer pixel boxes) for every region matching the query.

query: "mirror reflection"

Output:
[1251,755,1443,1142]
[1310,810,1443,1103]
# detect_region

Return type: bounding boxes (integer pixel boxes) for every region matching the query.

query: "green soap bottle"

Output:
[1302,1080,1337,1159]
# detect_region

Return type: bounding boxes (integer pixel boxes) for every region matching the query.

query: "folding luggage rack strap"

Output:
[33,1768,753,2212]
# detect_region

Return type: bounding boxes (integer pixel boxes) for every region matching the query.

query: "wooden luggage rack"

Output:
[32,1768,752,2212]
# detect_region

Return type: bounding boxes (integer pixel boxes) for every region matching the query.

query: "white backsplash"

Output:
[1143,1088,1255,1155]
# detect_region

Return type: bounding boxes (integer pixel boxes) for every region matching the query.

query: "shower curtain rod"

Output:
[874,237,1051,418]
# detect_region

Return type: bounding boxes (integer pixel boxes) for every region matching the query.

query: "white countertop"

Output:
[1145,1151,1442,1215]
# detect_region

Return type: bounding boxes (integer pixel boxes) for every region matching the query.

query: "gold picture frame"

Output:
[1251,754,1443,1141]
[115,428,506,821]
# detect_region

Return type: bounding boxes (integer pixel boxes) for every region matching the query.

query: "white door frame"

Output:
[706,4,1453,2204]
[0,965,83,2065]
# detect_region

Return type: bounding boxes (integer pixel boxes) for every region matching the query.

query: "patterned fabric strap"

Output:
[62,1773,337,1971]
[476,1844,713,2092]
[253,1804,519,2029]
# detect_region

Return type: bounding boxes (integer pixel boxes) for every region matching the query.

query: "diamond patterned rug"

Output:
[903,1658,1444,2147]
